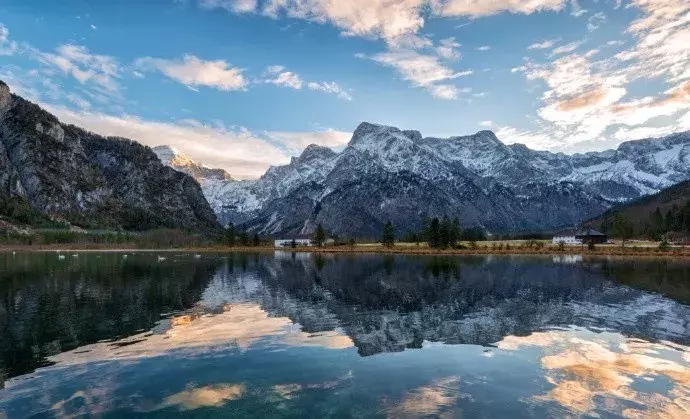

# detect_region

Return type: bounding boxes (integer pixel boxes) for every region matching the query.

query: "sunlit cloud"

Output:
[134,54,248,91]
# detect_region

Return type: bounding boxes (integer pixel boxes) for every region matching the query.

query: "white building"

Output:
[552,229,581,245]
[274,235,312,247]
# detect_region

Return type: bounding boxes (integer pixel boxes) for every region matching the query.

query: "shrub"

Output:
[659,238,670,251]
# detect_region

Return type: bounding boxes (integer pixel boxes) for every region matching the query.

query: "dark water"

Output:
[0,252,689,418]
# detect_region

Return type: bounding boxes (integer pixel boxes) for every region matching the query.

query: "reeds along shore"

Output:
[2,242,690,258]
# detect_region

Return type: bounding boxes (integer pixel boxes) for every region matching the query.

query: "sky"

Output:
[1,0,689,179]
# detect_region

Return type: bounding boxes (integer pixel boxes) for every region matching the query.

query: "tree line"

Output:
[601,202,690,242]
[381,216,488,249]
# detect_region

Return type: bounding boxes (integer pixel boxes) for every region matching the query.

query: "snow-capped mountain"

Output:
[158,122,690,237]
[153,145,233,183]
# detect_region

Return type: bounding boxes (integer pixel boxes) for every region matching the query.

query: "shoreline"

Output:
[1,244,689,259]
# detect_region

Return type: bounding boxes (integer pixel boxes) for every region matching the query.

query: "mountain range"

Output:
[161,122,690,237]
[0,80,218,232]
[3,80,690,238]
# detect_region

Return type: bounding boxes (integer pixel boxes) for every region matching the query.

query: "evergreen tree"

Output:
[313,224,326,247]
[427,218,440,248]
[684,202,690,233]
[381,221,395,248]
[650,207,664,239]
[252,233,261,247]
[612,213,634,247]
[224,223,237,247]
[450,217,461,248]
[439,216,451,249]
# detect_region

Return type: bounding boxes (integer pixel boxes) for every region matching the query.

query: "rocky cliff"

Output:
[0,81,219,232]
[160,122,690,237]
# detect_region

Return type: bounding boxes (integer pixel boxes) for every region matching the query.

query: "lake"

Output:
[0,251,689,418]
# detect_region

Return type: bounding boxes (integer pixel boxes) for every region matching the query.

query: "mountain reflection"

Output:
[2,252,690,385]
[0,251,689,417]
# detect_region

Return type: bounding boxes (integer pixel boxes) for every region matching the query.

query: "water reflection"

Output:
[0,252,688,417]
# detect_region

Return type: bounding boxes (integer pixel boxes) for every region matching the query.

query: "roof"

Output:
[554,228,606,237]
[576,229,606,237]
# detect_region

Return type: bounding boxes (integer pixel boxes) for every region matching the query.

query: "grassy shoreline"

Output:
[1,243,689,258]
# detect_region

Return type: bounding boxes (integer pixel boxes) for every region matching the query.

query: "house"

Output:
[552,229,581,245]
[576,229,608,244]
[552,229,608,245]
[274,234,312,247]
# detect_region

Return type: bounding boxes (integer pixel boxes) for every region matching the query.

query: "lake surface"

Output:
[0,252,689,418]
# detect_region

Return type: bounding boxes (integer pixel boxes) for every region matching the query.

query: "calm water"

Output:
[0,252,689,418]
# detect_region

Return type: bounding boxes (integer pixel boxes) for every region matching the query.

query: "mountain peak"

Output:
[153,145,233,182]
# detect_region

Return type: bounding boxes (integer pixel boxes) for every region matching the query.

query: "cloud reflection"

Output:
[386,376,467,418]
[157,384,245,411]
[497,329,690,417]
[45,302,351,369]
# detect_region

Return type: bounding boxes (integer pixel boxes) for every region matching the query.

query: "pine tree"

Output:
[381,221,395,248]
[427,218,440,248]
[612,213,634,247]
[439,216,451,249]
[313,224,326,247]
[450,217,461,248]
[684,202,690,233]
[650,207,664,239]
[224,223,237,247]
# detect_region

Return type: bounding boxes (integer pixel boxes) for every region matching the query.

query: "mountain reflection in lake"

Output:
[0,251,688,418]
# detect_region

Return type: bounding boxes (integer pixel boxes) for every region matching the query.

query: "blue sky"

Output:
[1,0,689,178]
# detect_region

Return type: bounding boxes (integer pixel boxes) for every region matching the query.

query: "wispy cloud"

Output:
[134,54,248,91]
[528,39,560,50]
[364,49,471,100]
[307,81,352,101]
[36,44,121,93]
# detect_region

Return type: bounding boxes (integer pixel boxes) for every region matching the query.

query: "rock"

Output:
[0,79,220,232]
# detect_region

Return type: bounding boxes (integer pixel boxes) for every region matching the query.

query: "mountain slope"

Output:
[158,124,690,238]
[0,81,219,232]
[586,179,690,229]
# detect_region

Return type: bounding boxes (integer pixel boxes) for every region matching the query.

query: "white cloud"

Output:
[440,0,568,18]
[551,41,583,56]
[266,129,352,154]
[476,46,491,51]
[203,0,570,47]
[36,44,121,93]
[679,110,690,130]
[43,104,290,179]
[0,23,18,56]
[90,24,97,30]
[479,120,493,127]
[528,39,560,50]
[427,84,460,100]
[262,0,428,45]
[366,49,471,99]
[265,70,303,89]
[199,0,258,13]
[134,54,248,91]
[307,81,352,100]
[586,12,606,32]
[613,125,677,141]
[436,37,461,60]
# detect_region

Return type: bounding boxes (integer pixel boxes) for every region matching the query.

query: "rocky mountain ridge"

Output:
[0,81,219,232]
[159,121,690,237]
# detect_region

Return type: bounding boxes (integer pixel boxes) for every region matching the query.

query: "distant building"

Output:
[274,234,312,247]
[552,229,608,245]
